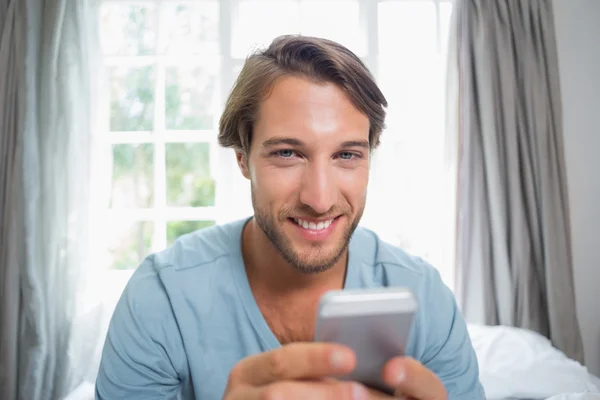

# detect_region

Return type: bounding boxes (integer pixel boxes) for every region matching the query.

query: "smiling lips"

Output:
[292,217,335,231]
[289,216,340,241]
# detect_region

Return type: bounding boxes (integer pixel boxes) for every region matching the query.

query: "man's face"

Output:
[238,76,371,274]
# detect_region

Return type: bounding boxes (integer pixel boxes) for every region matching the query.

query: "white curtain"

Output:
[0,0,25,398]
[452,0,584,363]
[14,0,103,399]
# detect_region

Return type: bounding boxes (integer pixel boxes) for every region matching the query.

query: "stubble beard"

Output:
[251,186,363,274]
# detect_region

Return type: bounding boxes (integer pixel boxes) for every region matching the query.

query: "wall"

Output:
[553,0,600,376]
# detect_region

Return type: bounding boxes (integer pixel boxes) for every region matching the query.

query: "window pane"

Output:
[232,0,300,58]
[110,144,154,208]
[165,63,219,130]
[100,4,157,56]
[299,0,365,56]
[166,143,215,207]
[377,2,446,141]
[366,143,444,254]
[378,1,437,57]
[161,2,219,55]
[167,220,215,245]
[378,54,445,141]
[108,220,154,269]
[110,66,155,131]
[440,2,453,55]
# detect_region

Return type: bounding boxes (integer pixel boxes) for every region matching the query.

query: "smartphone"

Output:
[314,287,417,394]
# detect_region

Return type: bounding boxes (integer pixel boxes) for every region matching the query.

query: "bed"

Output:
[468,324,600,400]
[63,324,600,400]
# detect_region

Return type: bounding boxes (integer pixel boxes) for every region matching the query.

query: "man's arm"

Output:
[418,267,486,399]
[95,260,185,400]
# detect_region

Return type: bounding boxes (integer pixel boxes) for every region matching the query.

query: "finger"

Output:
[228,380,370,400]
[229,342,357,386]
[365,386,396,399]
[381,357,447,400]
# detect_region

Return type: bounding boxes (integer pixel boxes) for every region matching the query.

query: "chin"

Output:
[286,251,345,274]
[281,219,351,274]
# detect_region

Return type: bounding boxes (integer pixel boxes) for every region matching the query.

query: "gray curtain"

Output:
[0,0,25,399]
[453,0,585,363]
[0,0,100,399]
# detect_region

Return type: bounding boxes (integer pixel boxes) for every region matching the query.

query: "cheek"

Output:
[337,166,369,203]
[252,165,303,204]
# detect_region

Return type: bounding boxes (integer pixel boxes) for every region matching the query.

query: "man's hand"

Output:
[223,342,376,400]
[223,343,447,400]
[381,356,448,400]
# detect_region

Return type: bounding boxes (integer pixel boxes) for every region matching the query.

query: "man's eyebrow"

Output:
[261,137,305,148]
[261,137,370,149]
[341,140,370,149]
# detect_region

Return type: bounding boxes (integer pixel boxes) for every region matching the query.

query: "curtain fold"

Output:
[453,0,584,363]
[0,0,25,398]
[19,0,100,398]
[0,0,101,398]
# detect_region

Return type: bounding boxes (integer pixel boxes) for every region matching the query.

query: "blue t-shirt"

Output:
[95,218,485,399]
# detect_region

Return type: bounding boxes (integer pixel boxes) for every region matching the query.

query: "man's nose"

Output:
[298,161,337,215]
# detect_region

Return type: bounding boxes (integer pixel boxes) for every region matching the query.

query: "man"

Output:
[95,35,485,399]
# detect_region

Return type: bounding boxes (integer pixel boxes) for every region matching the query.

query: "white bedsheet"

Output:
[468,324,600,400]
[544,394,600,400]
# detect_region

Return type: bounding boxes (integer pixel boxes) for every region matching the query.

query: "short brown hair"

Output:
[218,35,388,154]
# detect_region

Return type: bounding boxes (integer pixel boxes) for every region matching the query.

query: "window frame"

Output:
[99,0,452,269]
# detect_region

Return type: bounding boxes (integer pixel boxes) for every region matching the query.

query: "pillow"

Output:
[467,324,599,399]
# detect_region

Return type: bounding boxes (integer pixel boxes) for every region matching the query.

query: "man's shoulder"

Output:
[115,218,247,325]
[150,218,248,273]
[121,218,246,309]
[352,228,484,398]
[351,225,440,281]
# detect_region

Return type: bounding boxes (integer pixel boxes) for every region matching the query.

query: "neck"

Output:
[241,217,348,298]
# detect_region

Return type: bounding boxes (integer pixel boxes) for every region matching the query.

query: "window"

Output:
[97,0,454,286]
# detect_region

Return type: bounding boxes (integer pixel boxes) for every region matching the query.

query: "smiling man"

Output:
[95,36,485,400]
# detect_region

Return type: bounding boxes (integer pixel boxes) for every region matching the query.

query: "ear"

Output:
[235,150,251,180]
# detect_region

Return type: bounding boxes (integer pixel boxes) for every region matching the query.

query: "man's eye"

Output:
[277,149,295,158]
[339,152,356,160]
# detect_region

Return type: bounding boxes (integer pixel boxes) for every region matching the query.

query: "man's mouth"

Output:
[290,217,339,232]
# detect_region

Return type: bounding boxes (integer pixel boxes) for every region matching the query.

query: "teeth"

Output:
[294,218,334,231]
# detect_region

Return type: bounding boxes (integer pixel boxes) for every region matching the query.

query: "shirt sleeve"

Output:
[95,259,186,400]
[418,266,486,399]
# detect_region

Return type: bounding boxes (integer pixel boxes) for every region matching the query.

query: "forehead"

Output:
[253,75,370,147]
